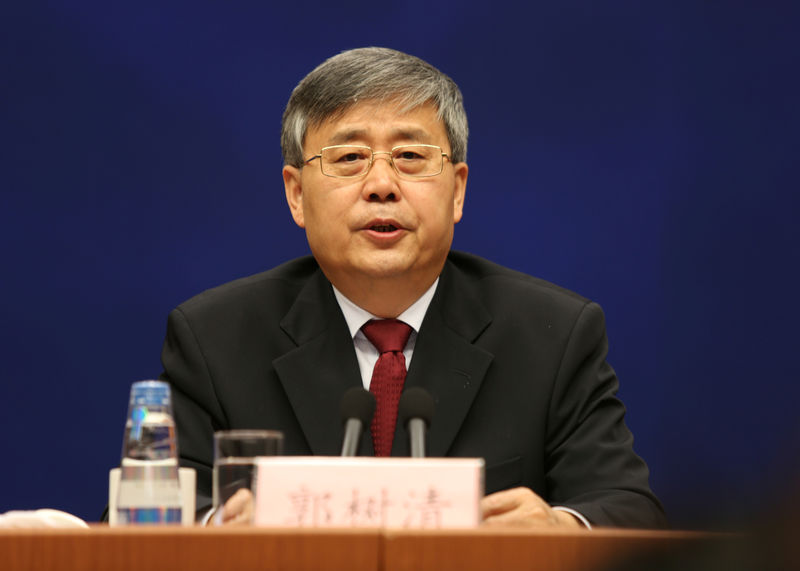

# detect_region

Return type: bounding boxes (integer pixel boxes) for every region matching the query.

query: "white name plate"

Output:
[253,456,484,529]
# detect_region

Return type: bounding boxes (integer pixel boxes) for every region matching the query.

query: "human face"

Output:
[283,100,467,305]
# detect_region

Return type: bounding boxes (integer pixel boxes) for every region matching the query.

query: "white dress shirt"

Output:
[332,279,438,390]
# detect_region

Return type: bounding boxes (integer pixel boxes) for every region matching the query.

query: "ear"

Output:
[283,165,305,228]
[452,161,468,223]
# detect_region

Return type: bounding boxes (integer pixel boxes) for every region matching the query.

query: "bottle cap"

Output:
[129,380,171,407]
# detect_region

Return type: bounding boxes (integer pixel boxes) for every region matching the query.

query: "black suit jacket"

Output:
[161,251,666,528]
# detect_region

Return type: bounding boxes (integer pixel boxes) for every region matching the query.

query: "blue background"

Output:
[2,1,798,528]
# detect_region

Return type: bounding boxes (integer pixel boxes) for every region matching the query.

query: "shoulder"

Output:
[445,251,592,310]
[442,251,607,342]
[175,256,320,317]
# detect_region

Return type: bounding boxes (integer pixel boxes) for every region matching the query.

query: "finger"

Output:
[221,488,254,523]
[226,505,253,526]
[482,502,554,527]
[480,487,537,518]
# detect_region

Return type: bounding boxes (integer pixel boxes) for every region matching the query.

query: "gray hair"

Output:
[281,47,468,167]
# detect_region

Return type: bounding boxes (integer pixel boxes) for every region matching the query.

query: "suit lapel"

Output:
[273,269,364,455]
[272,258,494,458]
[396,260,494,457]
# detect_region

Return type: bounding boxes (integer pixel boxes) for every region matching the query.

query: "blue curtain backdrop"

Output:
[2,1,798,528]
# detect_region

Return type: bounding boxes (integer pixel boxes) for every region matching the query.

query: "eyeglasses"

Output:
[304,144,451,179]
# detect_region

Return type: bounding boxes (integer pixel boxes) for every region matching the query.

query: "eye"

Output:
[394,150,425,161]
[338,152,365,163]
[327,147,370,163]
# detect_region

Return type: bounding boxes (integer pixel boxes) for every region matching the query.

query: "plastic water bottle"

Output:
[116,380,182,525]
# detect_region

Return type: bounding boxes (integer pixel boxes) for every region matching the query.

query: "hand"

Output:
[217,488,255,526]
[480,487,581,529]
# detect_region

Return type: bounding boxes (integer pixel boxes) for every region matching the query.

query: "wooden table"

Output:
[0,526,714,571]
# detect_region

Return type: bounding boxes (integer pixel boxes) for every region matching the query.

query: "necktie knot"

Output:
[361,319,412,354]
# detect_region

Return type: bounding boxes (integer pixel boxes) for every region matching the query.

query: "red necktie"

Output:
[361,319,413,457]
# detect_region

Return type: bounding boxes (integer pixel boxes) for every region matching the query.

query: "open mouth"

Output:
[370,224,398,232]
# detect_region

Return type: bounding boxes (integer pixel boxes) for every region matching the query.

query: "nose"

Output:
[362,152,400,202]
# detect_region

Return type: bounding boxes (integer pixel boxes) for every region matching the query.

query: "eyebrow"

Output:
[326,127,433,146]
[328,129,368,145]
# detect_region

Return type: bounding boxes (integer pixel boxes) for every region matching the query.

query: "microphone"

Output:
[339,387,376,457]
[398,387,435,458]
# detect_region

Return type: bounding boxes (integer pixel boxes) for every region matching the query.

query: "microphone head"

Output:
[398,387,435,428]
[339,386,376,426]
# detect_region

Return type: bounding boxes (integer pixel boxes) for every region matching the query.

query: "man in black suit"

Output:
[162,47,666,528]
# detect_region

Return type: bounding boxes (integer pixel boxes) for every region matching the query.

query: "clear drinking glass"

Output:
[212,429,283,525]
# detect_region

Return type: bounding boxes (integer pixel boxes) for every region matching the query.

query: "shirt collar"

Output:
[332,278,439,339]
